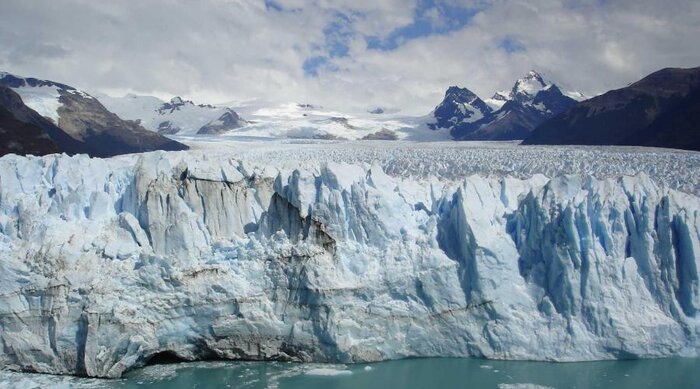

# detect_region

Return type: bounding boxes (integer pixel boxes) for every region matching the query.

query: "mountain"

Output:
[0,85,95,157]
[97,94,247,135]
[523,66,700,151]
[427,86,493,135]
[484,90,510,110]
[0,86,61,156]
[197,108,246,135]
[0,72,188,157]
[430,71,580,140]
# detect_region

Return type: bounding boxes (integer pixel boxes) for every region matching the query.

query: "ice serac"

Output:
[0,152,699,378]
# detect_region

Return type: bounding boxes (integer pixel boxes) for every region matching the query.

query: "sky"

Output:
[0,0,699,115]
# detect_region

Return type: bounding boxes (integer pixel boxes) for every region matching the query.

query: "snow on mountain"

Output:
[485,90,510,110]
[427,87,493,136]
[197,108,246,135]
[96,94,246,136]
[512,70,548,102]
[0,72,93,123]
[484,71,586,111]
[0,72,187,156]
[485,71,585,109]
[0,140,699,378]
[562,90,587,101]
[96,96,435,141]
[431,71,580,140]
[209,101,450,141]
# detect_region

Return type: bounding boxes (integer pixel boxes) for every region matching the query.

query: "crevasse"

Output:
[0,151,698,378]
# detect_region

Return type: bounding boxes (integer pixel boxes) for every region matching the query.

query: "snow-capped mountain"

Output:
[484,90,510,110]
[511,70,550,102]
[431,71,582,140]
[197,108,246,135]
[0,86,62,156]
[0,72,187,157]
[96,93,444,141]
[0,71,92,123]
[427,86,492,134]
[488,71,586,107]
[216,101,449,141]
[96,94,247,135]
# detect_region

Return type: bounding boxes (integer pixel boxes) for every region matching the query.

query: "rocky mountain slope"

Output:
[0,85,94,156]
[197,108,247,135]
[0,87,61,156]
[523,67,700,151]
[0,141,698,378]
[0,72,188,157]
[96,94,247,135]
[430,71,581,140]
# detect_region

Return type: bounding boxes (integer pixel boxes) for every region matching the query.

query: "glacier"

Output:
[0,141,699,378]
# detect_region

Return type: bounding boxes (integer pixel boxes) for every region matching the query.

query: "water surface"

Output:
[3,357,699,388]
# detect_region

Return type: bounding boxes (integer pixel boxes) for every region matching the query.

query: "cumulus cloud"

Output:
[0,0,698,114]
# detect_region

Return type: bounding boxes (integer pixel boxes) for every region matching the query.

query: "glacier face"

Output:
[0,143,699,378]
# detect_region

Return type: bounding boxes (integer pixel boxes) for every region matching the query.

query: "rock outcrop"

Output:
[197,109,246,135]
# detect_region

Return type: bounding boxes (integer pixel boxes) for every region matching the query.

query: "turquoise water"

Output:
[3,357,700,388]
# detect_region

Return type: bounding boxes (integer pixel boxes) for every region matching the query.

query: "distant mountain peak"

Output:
[158,96,195,114]
[526,69,545,80]
[512,70,549,101]
[431,70,579,141]
[445,86,479,102]
[429,85,492,132]
[100,93,245,136]
[196,107,246,135]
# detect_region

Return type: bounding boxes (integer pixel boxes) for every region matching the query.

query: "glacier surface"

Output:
[0,140,699,378]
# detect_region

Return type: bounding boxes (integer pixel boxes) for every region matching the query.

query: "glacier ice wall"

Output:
[0,151,698,378]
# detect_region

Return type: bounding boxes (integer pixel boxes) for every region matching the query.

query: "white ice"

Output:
[0,139,698,379]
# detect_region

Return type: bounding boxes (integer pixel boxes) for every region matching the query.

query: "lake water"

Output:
[2,357,699,388]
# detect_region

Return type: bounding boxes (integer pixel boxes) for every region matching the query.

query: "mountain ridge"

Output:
[0,72,188,157]
[429,71,580,140]
[522,66,700,151]
[97,93,247,135]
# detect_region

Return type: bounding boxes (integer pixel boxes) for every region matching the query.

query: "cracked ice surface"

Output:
[178,139,700,194]
[0,140,699,378]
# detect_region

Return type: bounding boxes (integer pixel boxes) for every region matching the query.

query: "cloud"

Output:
[0,0,698,114]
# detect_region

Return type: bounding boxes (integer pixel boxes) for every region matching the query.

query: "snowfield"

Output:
[0,139,699,378]
[220,102,449,141]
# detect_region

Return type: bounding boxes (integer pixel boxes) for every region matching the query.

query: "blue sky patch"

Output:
[499,36,526,53]
[303,12,357,76]
[324,12,355,58]
[303,56,340,77]
[366,0,484,51]
[302,1,487,76]
[264,0,283,12]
